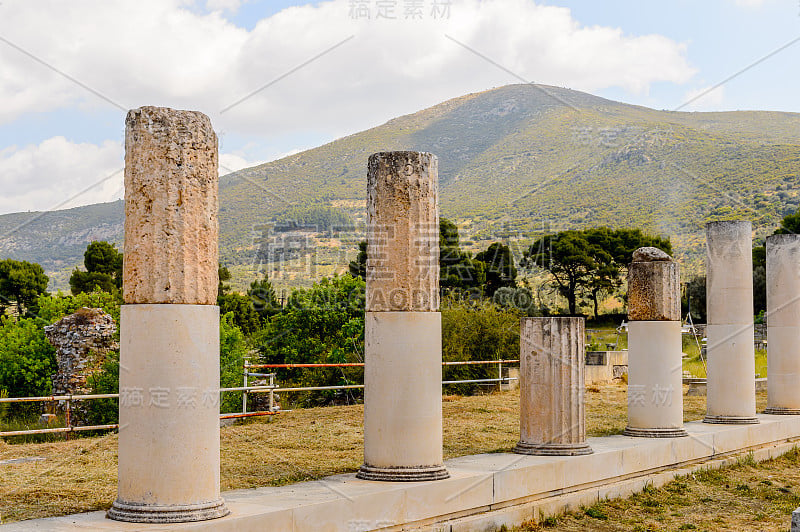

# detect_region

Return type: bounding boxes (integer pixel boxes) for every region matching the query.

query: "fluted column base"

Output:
[623,426,688,438]
[513,441,593,456]
[107,499,229,523]
[356,464,450,482]
[703,415,759,424]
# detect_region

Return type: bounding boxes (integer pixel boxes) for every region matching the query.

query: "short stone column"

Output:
[704,220,758,424]
[108,107,229,522]
[514,317,592,456]
[357,151,448,481]
[765,234,800,414]
[623,247,687,437]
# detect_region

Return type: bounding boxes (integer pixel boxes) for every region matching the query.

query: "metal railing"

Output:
[0,359,519,439]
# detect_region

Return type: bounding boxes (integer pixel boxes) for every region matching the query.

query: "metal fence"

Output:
[0,359,519,439]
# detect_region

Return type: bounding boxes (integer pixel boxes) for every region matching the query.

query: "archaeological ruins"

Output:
[4,107,800,531]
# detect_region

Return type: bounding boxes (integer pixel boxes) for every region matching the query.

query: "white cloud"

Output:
[682,85,726,111]
[205,0,244,12]
[219,152,262,174]
[0,137,123,213]
[0,0,695,127]
[0,0,697,213]
[733,0,767,7]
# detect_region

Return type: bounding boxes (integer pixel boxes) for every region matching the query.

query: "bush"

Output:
[441,298,521,394]
[220,312,249,414]
[0,316,57,416]
[254,275,365,407]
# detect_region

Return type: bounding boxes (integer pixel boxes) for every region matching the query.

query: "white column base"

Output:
[358,312,448,482]
[765,325,800,415]
[109,304,229,523]
[624,321,687,438]
[705,323,759,424]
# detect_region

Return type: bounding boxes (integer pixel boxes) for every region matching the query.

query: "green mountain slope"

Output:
[1,84,798,291]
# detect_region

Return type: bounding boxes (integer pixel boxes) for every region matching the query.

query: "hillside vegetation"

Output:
[1,84,798,290]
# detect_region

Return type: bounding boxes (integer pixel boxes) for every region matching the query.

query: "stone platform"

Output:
[4,414,800,532]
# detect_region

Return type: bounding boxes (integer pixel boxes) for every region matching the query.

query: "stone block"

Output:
[122,106,219,305]
[366,151,439,312]
[627,260,680,321]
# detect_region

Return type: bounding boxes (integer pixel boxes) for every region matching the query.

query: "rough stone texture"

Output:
[366,152,439,312]
[706,220,753,325]
[45,308,118,396]
[628,248,680,321]
[632,247,671,262]
[123,106,219,305]
[515,317,592,456]
[44,308,118,424]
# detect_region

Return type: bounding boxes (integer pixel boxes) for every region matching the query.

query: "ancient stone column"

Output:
[765,234,800,414]
[514,317,592,456]
[623,247,687,437]
[108,107,229,522]
[357,151,449,481]
[704,220,758,424]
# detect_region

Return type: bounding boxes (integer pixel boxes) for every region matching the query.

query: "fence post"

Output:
[269,374,275,412]
[242,359,248,415]
[65,396,72,441]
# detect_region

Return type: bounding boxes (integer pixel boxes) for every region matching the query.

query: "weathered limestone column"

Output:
[623,247,687,437]
[108,107,229,522]
[704,220,758,424]
[514,317,592,456]
[357,151,449,481]
[765,234,800,414]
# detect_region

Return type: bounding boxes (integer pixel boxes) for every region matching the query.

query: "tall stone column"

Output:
[765,234,800,415]
[514,317,592,456]
[357,151,449,481]
[704,220,758,424]
[108,107,229,522]
[623,247,687,437]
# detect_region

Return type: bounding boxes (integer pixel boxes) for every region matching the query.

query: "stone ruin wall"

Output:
[44,307,119,399]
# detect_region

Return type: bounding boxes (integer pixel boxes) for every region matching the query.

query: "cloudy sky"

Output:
[0,0,797,215]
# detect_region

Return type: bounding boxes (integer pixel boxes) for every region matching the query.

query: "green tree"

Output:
[219,312,249,413]
[248,276,281,320]
[752,244,766,316]
[439,218,485,295]
[348,218,486,295]
[523,230,596,315]
[348,241,367,280]
[0,259,49,317]
[69,241,123,295]
[218,292,263,336]
[682,275,706,322]
[524,227,670,316]
[253,275,365,406]
[583,227,667,318]
[474,242,517,297]
[218,265,232,296]
[774,211,800,235]
[441,298,520,394]
[0,316,56,399]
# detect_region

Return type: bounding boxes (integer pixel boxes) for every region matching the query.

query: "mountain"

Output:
[2,84,799,292]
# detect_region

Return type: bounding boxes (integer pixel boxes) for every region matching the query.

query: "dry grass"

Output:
[0,385,768,524]
[516,450,800,532]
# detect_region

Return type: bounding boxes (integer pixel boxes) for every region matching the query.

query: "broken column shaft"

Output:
[514,317,592,456]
